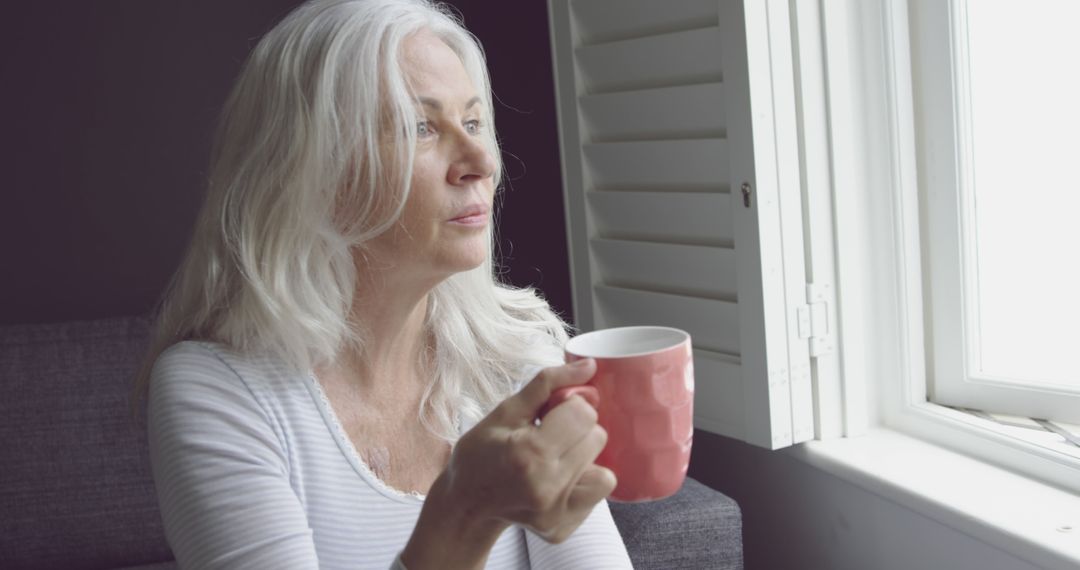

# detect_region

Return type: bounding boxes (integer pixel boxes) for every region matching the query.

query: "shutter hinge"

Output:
[797,282,833,357]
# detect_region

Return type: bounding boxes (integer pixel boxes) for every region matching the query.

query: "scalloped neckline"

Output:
[304,372,429,503]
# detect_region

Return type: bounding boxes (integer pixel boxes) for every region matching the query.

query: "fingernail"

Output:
[569,358,594,368]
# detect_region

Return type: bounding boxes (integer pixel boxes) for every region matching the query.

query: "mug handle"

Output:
[537,385,600,421]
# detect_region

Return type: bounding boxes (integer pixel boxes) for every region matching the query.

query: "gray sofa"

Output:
[0,315,742,570]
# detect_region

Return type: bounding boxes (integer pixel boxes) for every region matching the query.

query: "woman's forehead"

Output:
[399,30,479,108]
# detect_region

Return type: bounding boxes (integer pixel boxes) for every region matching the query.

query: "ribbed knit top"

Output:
[147,341,632,569]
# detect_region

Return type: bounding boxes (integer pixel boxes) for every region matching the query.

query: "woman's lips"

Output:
[449,205,489,226]
[448,213,488,226]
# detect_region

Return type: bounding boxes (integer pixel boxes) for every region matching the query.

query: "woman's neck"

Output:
[325,264,438,401]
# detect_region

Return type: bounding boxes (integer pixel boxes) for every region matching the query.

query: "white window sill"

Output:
[785,428,1080,570]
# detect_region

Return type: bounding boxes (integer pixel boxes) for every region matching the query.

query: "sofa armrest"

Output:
[608,477,743,570]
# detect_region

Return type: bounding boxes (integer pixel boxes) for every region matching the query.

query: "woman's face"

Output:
[366,30,497,283]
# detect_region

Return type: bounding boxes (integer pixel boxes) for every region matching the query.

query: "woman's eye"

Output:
[416,121,433,137]
[464,119,482,135]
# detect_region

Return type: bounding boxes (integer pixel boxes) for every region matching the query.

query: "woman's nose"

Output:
[447,132,496,185]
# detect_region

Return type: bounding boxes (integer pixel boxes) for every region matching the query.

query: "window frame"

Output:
[821,0,1080,494]
[911,0,1080,423]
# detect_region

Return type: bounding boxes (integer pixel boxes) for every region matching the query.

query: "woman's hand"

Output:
[448,357,616,539]
[400,358,616,569]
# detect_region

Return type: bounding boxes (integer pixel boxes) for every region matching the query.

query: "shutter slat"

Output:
[594,285,740,355]
[580,82,727,142]
[575,27,723,94]
[572,0,718,45]
[583,139,729,190]
[588,191,733,246]
[693,349,745,438]
[591,239,737,299]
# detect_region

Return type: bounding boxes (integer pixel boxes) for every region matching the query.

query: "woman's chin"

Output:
[433,249,488,278]
[452,254,487,274]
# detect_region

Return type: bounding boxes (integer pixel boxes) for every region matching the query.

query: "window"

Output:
[818,0,1080,493]
[913,0,1080,426]
[909,0,1080,466]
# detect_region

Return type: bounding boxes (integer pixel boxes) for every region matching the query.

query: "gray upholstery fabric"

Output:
[0,316,173,570]
[1,315,743,570]
[609,477,744,570]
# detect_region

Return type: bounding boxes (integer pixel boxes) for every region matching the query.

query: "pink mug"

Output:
[541,326,694,502]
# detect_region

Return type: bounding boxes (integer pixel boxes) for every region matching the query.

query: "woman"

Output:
[134,0,633,568]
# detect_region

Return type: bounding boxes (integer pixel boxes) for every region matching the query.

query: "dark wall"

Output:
[0,1,571,325]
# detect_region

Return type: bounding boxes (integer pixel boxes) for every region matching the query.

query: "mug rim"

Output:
[565,326,690,359]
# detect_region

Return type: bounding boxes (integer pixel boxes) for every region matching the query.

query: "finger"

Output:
[537,385,598,421]
[567,465,618,511]
[558,423,608,474]
[541,467,618,544]
[535,394,598,450]
[501,359,596,424]
[537,520,582,545]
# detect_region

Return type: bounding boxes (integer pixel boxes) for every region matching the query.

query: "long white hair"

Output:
[135,0,569,441]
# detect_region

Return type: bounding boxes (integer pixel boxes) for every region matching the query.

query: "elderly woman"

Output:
[134,0,633,568]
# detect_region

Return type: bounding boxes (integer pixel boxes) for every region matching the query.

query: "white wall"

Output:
[689,431,1041,569]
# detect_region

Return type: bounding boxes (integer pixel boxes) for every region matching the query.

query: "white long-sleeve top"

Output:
[147,341,633,569]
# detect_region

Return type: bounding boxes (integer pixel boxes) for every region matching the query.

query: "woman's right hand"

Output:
[400,358,616,569]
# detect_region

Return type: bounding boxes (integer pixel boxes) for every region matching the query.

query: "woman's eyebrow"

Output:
[417,96,482,111]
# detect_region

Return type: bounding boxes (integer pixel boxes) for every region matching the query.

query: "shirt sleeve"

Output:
[524,499,634,569]
[147,342,321,569]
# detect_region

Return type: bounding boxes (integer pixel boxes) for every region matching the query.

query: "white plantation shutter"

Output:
[548,0,823,449]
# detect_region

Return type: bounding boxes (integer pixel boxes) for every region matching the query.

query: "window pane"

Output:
[964,0,1080,389]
